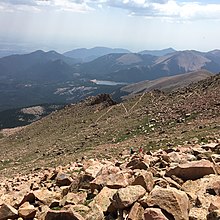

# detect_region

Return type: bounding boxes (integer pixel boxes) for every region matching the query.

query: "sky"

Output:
[0,0,220,53]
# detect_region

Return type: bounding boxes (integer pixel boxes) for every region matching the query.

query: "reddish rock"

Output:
[167,152,196,163]
[44,209,85,220]
[166,159,215,180]
[60,192,87,206]
[89,187,117,213]
[207,180,220,196]
[0,203,18,220]
[90,171,133,190]
[126,158,149,170]
[34,189,60,205]
[147,186,189,220]
[209,197,220,212]
[85,204,104,220]
[84,161,104,179]
[143,208,169,220]
[18,201,36,219]
[202,143,220,151]
[96,164,120,177]
[112,185,146,209]
[56,172,72,186]
[128,202,144,220]
[131,170,154,192]
[18,192,35,207]
[68,205,90,218]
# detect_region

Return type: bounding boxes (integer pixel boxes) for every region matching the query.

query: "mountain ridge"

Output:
[120,69,213,97]
[63,46,131,62]
[138,47,176,56]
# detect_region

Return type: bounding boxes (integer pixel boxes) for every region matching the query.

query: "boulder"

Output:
[79,174,94,190]
[127,202,144,220]
[68,205,90,218]
[143,208,169,220]
[189,206,210,220]
[18,201,36,219]
[182,175,220,220]
[167,152,196,163]
[146,186,189,220]
[96,164,120,177]
[202,143,220,151]
[84,161,104,179]
[206,180,220,196]
[112,185,146,209]
[166,159,215,180]
[85,204,104,220]
[34,189,60,205]
[131,170,154,192]
[89,187,117,213]
[0,203,18,220]
[18,192,35,207]
[90,171,133,190]
[60,192,87,206]
[44,209,85,220]
[126,158,149,170]
[209,197,220,212]
[56,172,72,186]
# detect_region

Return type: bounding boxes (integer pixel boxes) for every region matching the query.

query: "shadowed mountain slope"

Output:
[0,50,78,82]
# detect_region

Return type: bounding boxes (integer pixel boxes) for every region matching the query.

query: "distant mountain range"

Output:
[0,47,220,112]
[63,46,131,62]
[0,50,78,83]
[138,47,176,56]
[76,49,220,82]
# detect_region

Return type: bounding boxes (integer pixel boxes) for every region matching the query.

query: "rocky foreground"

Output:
[1,140,220,220]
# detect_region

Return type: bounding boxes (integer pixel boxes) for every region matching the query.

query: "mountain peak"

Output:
[30,50,45,55]
[63,47,131,62]
[138,48,176,56]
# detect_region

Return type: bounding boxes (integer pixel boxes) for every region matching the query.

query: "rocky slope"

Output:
[1,140,220,219]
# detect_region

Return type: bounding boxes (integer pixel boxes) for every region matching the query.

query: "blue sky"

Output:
[0,0,220,53]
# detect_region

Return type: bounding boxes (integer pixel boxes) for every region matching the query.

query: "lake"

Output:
[91,79,127,86]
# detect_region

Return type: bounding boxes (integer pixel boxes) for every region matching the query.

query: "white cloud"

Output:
[1,0,220,20]
[0,0,92,12]
[152,0,220,20]
[104,0,220,20]
[48,0,92,12]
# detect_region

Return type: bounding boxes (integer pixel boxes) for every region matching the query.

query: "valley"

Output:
[0,47,219,119]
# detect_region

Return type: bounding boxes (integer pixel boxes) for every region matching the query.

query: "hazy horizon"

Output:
[0,0,220,53]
